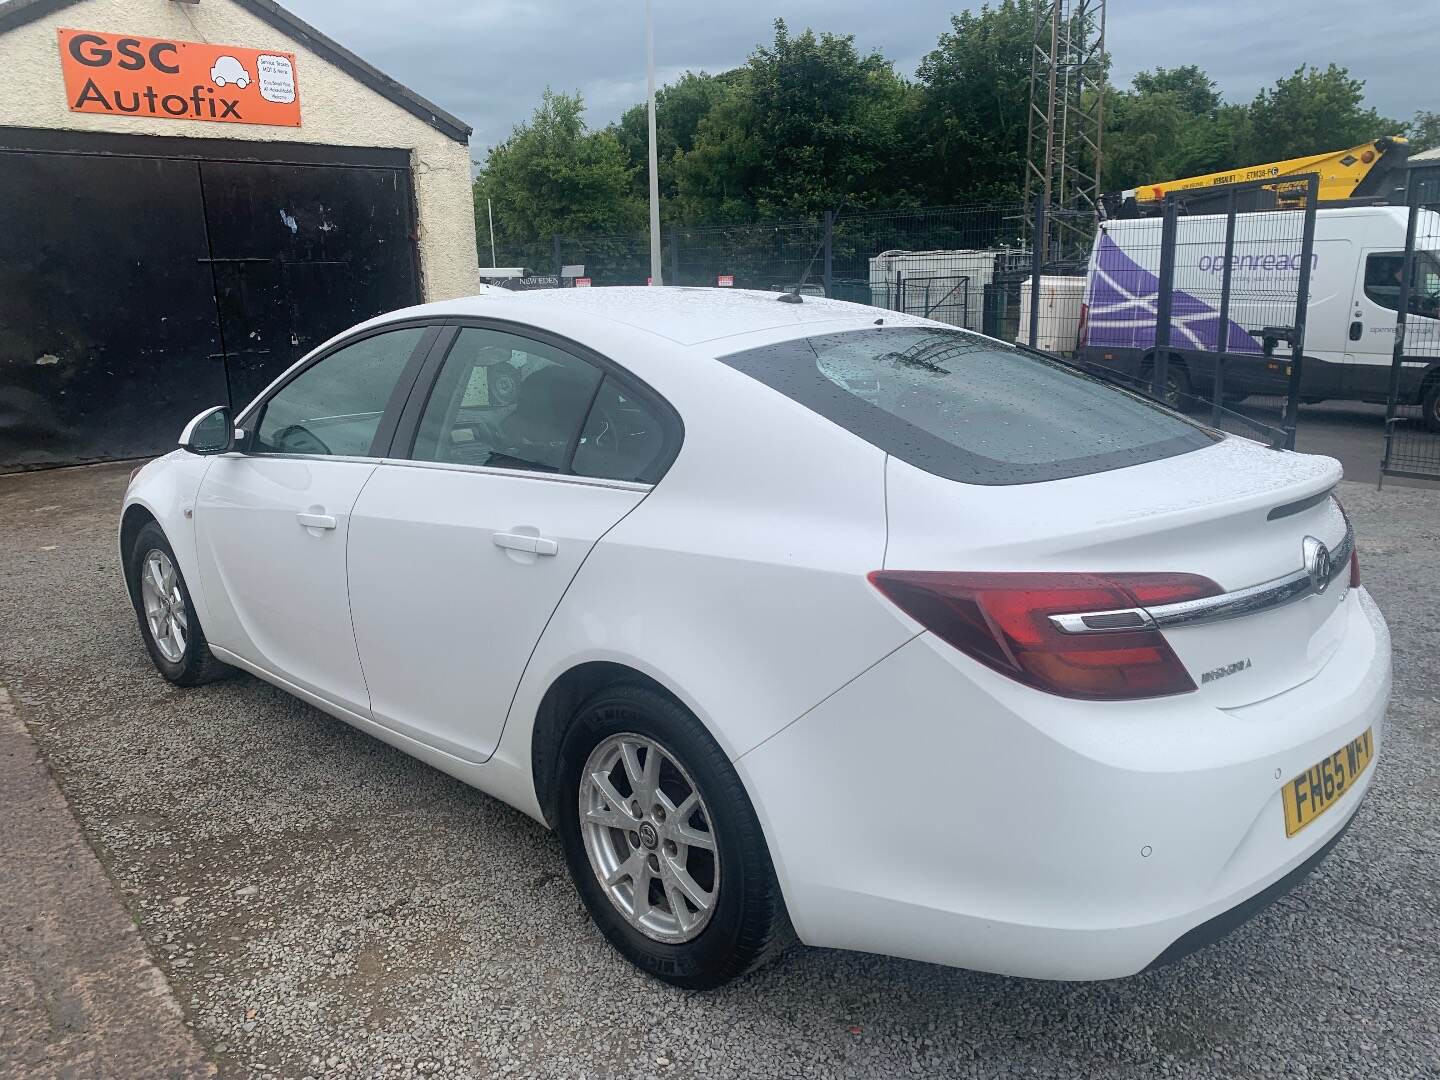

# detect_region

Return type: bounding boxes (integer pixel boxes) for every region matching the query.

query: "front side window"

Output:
[721,326,1216,485]
[1365,252,1440,318]
[253,327,426,456]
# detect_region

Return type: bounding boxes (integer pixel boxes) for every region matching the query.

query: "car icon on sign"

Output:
[210,56,250,89]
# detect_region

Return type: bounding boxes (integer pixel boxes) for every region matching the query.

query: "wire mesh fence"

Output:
[1073,177,1318,450]
[1381,166,1440,482]
[556,204,1045,337]
[553,189,1366,455]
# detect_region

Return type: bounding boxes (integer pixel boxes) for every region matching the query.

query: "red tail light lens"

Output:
[868,571,1221,701]
[1077,301,1090,348]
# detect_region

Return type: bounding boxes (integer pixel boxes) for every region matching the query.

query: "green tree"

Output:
[912,0,1036,204]
[1407,110,1440,153]
[1103,67,1242,191]
[473,89,643,267]
[671,20,915,222]
[612,71,736,203]
[1240,64,1396,161]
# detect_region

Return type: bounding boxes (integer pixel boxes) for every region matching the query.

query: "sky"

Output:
[283,1,1434,160]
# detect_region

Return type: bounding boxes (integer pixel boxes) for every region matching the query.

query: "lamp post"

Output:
[645,0,662,285]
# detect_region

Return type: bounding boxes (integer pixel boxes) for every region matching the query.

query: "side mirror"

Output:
[179,405,234,455]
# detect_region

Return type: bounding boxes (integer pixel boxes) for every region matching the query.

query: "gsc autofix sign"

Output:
[57,28,300,127]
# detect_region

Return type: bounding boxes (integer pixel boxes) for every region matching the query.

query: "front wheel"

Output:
[556,684,792,989]
[126,521,233,686]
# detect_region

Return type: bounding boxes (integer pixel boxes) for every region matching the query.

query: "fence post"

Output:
[552,235,563,278]
[669,226,680,286]
[1381,171,1421,481]
[1028,195,1045,349]
[1152,197,1179,401]
[822,211,834,298]
[1211,188,1237,427]
[1281,178,1320,451]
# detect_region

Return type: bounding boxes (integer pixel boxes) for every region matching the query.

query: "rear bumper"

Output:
[1144,809,1355,970]
[737,588,1391,980]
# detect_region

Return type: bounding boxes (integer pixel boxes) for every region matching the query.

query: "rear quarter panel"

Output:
[492,340,911,771]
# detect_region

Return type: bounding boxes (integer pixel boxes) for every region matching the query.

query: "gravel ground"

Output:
[0,461,1437,1080]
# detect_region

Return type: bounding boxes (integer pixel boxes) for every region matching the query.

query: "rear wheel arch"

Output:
[529,661,707,829]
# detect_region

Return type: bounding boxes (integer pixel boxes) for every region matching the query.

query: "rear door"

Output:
[346,324,678,762]
[195,323,438,712]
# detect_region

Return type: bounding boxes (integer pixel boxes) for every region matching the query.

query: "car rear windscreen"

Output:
[720,327,1217,485]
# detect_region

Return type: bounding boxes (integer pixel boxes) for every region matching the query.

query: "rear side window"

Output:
[720,327,1215,485]
[406,326,680,483]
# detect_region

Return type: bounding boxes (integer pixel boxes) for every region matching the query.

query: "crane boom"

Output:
[1119,136,1409,212]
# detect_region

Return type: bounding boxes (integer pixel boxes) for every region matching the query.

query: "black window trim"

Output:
[233,319,446,458]
[388,316,685,485]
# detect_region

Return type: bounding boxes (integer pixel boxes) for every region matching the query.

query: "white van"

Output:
[1076,206,1440,429]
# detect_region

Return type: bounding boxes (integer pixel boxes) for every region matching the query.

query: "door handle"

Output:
[1349,320,1363,341]
[493,531,558,556]
[296,512,337,530]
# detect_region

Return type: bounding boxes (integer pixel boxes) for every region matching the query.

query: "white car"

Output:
[122,288,1391,988]
[209,55,251,89]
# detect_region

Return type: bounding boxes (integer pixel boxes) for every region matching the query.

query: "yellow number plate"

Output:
[1282,728,1374,838]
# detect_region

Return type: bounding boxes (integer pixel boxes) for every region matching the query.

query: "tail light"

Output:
[868,571,1221,701]
[1077,301,1090,348]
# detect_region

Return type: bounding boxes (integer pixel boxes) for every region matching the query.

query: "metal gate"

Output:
[0,130,421,471]
[1380,165,1440,483]
[1078,175,1319,449]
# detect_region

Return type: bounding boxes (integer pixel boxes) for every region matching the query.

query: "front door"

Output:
[1347,250,1410,398]
[194,324,434,711]
[347,325,674,762]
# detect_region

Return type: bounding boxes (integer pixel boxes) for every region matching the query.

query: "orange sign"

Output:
[58,28,300,128]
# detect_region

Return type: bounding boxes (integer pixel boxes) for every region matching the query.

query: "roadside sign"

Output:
[717,274,735,287]
[576,277,592,287]
[57,28,301,127]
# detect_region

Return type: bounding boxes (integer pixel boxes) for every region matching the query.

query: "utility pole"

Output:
[1023,0,1107,262]
[486,197,497,267]
[645,0,663,285]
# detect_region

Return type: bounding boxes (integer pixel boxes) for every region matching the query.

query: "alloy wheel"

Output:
[139,548,188,663]
[579,732,720,943]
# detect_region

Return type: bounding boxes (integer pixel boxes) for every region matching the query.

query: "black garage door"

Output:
[0,129,422,470]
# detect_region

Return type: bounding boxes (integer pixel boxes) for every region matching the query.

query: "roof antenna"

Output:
[778,196,847,304]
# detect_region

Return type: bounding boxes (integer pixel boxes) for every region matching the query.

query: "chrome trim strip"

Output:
[1050,524,1353,635]
[377,457,654,493]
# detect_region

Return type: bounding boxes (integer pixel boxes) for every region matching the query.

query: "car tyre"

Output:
[556,683,793,989]
[1422,379,1440,433]
[126,521,234,687]
[1141,356,1193,411]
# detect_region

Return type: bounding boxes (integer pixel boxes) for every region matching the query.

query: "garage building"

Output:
[0,0,479,470]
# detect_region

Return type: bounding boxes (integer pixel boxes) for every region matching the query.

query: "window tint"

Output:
[1365,252,1440,318]
[720,327,1216,486]
[411,327,602,473]
[572,377,670,483]
[253,327,425,456]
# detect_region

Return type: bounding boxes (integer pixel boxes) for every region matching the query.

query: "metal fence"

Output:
[1072,176,1318,450]
[1381,165,1440,483]
[554,191,1336,452]
[555,204,1046,339]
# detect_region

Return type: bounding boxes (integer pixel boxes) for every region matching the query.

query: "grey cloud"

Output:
[283,0,1431,159]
